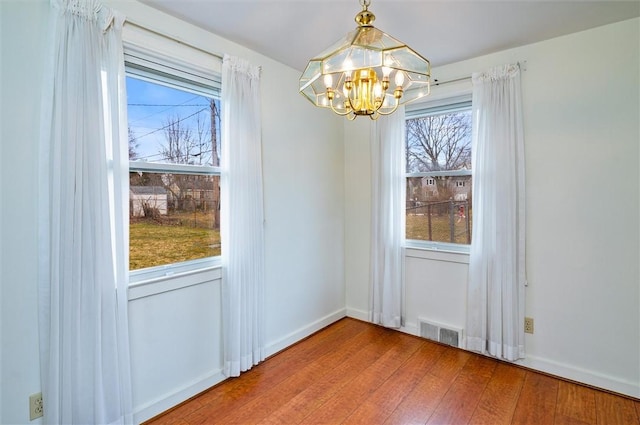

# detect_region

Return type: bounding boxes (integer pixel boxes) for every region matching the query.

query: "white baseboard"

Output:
[516,355,640,399]
[357,317,639,399]
[133,369,226,424]
[345,307,369,322]
[265,308,347,357]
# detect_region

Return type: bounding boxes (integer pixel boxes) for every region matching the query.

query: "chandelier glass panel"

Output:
[299,0,431,120]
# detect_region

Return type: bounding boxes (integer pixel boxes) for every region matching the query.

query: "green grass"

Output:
[130,219,220,270]
[406,213,471,244]
[130,210,470,270]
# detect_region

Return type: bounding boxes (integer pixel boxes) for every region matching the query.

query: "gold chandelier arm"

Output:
[328,98,354,116]
[374,97,400,116]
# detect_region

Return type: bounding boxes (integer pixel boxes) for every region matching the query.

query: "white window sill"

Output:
[128,258,222,300]
[404,240,470,264]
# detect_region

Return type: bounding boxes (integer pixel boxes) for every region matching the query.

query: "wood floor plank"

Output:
[146,398,204,425]
[195,317,360,407]
[594,391,640,425]
[428,346,475,381]
[255,327,401,425]
[383,347,473,425]
[468,362,526,425]
[425,354,498,425]
[298,330,424,425]
[341,341,446,425]
[183,318,371,424]
[213,356,330,424]
[554,381,597,425]
[511,372,559,425]
[254,336,396,425]
[216,323,393,424]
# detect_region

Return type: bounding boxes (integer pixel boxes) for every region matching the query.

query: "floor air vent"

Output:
[418,319,463,348]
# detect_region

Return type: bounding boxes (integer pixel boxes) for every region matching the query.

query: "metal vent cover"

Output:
[418,318,463,348]
[419,321,439,342]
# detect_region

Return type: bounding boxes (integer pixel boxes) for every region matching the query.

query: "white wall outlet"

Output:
[29,392,43,421]
[524,317,534,334]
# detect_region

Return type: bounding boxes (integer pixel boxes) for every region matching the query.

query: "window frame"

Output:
[124,48,223,284]
[404,95,473,254]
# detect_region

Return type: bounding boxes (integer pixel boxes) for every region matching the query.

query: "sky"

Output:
[125,75,219,166]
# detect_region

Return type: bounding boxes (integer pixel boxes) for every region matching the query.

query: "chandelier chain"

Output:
[360,0,371,9]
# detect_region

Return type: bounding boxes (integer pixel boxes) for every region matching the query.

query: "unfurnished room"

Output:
[1,0,639,424]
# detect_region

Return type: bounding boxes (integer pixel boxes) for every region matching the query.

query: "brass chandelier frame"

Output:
[299,0,431,120]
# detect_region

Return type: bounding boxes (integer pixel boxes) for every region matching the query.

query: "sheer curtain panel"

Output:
[220,54,266,377]
[466,63,526,361]
[370,107,406,328]
[37,1,132,423]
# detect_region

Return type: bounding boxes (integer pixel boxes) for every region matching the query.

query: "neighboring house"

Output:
[165,176,220,212]
[409,169,472,204]
[182,188,219,211]
[449,174,471,201]
[130,186,168,217]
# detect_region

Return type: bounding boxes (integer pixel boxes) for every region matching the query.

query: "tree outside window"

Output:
[405,105,473,245]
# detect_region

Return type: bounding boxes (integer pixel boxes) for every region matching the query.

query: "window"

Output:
[126,66,222,274]
[405,99,472,246]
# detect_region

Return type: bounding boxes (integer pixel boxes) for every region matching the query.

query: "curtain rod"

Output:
[432,61,527,87]
[432,76,471,87]
[124,19,224,61]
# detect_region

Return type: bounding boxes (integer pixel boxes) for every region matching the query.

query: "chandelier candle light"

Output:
[299,0,431,120]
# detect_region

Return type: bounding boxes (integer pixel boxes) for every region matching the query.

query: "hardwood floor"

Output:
[145,318,640,425]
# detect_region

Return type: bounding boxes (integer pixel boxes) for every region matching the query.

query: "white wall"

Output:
[345,18,640,397]
[0,1,345,423]
[1,2,49,424]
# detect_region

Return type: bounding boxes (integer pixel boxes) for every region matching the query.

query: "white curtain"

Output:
[466,64,526,361]
[370,107,406,328]
[38,0,132,423]
[220,54,266,377]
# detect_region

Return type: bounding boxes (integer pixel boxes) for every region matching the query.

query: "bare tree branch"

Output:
[406,111,472,173]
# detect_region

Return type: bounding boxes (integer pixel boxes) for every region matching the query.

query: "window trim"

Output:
[129,161,220,176]
[125,49,223,282]
[404,95,473,251]
[404,239,471,255]
[129,256,221,285]
[405,94,472,119]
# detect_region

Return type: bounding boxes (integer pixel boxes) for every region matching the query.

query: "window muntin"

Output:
[126,72,221,273]
[405,101,472,246]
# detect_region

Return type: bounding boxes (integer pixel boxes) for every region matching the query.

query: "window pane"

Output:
[129,172,221,270]
[126,76,221,167]
[126,72,222,272]
[405,109,472,244]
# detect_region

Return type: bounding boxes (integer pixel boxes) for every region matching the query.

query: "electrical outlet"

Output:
[524,317,534,334]
[29,392,43,421]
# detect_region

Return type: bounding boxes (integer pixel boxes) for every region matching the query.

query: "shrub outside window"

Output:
[405,100,473,246]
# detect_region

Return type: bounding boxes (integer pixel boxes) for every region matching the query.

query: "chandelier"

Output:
[299,0,431,120]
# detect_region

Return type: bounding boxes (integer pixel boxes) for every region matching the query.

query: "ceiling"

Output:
[140,0,640,71]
